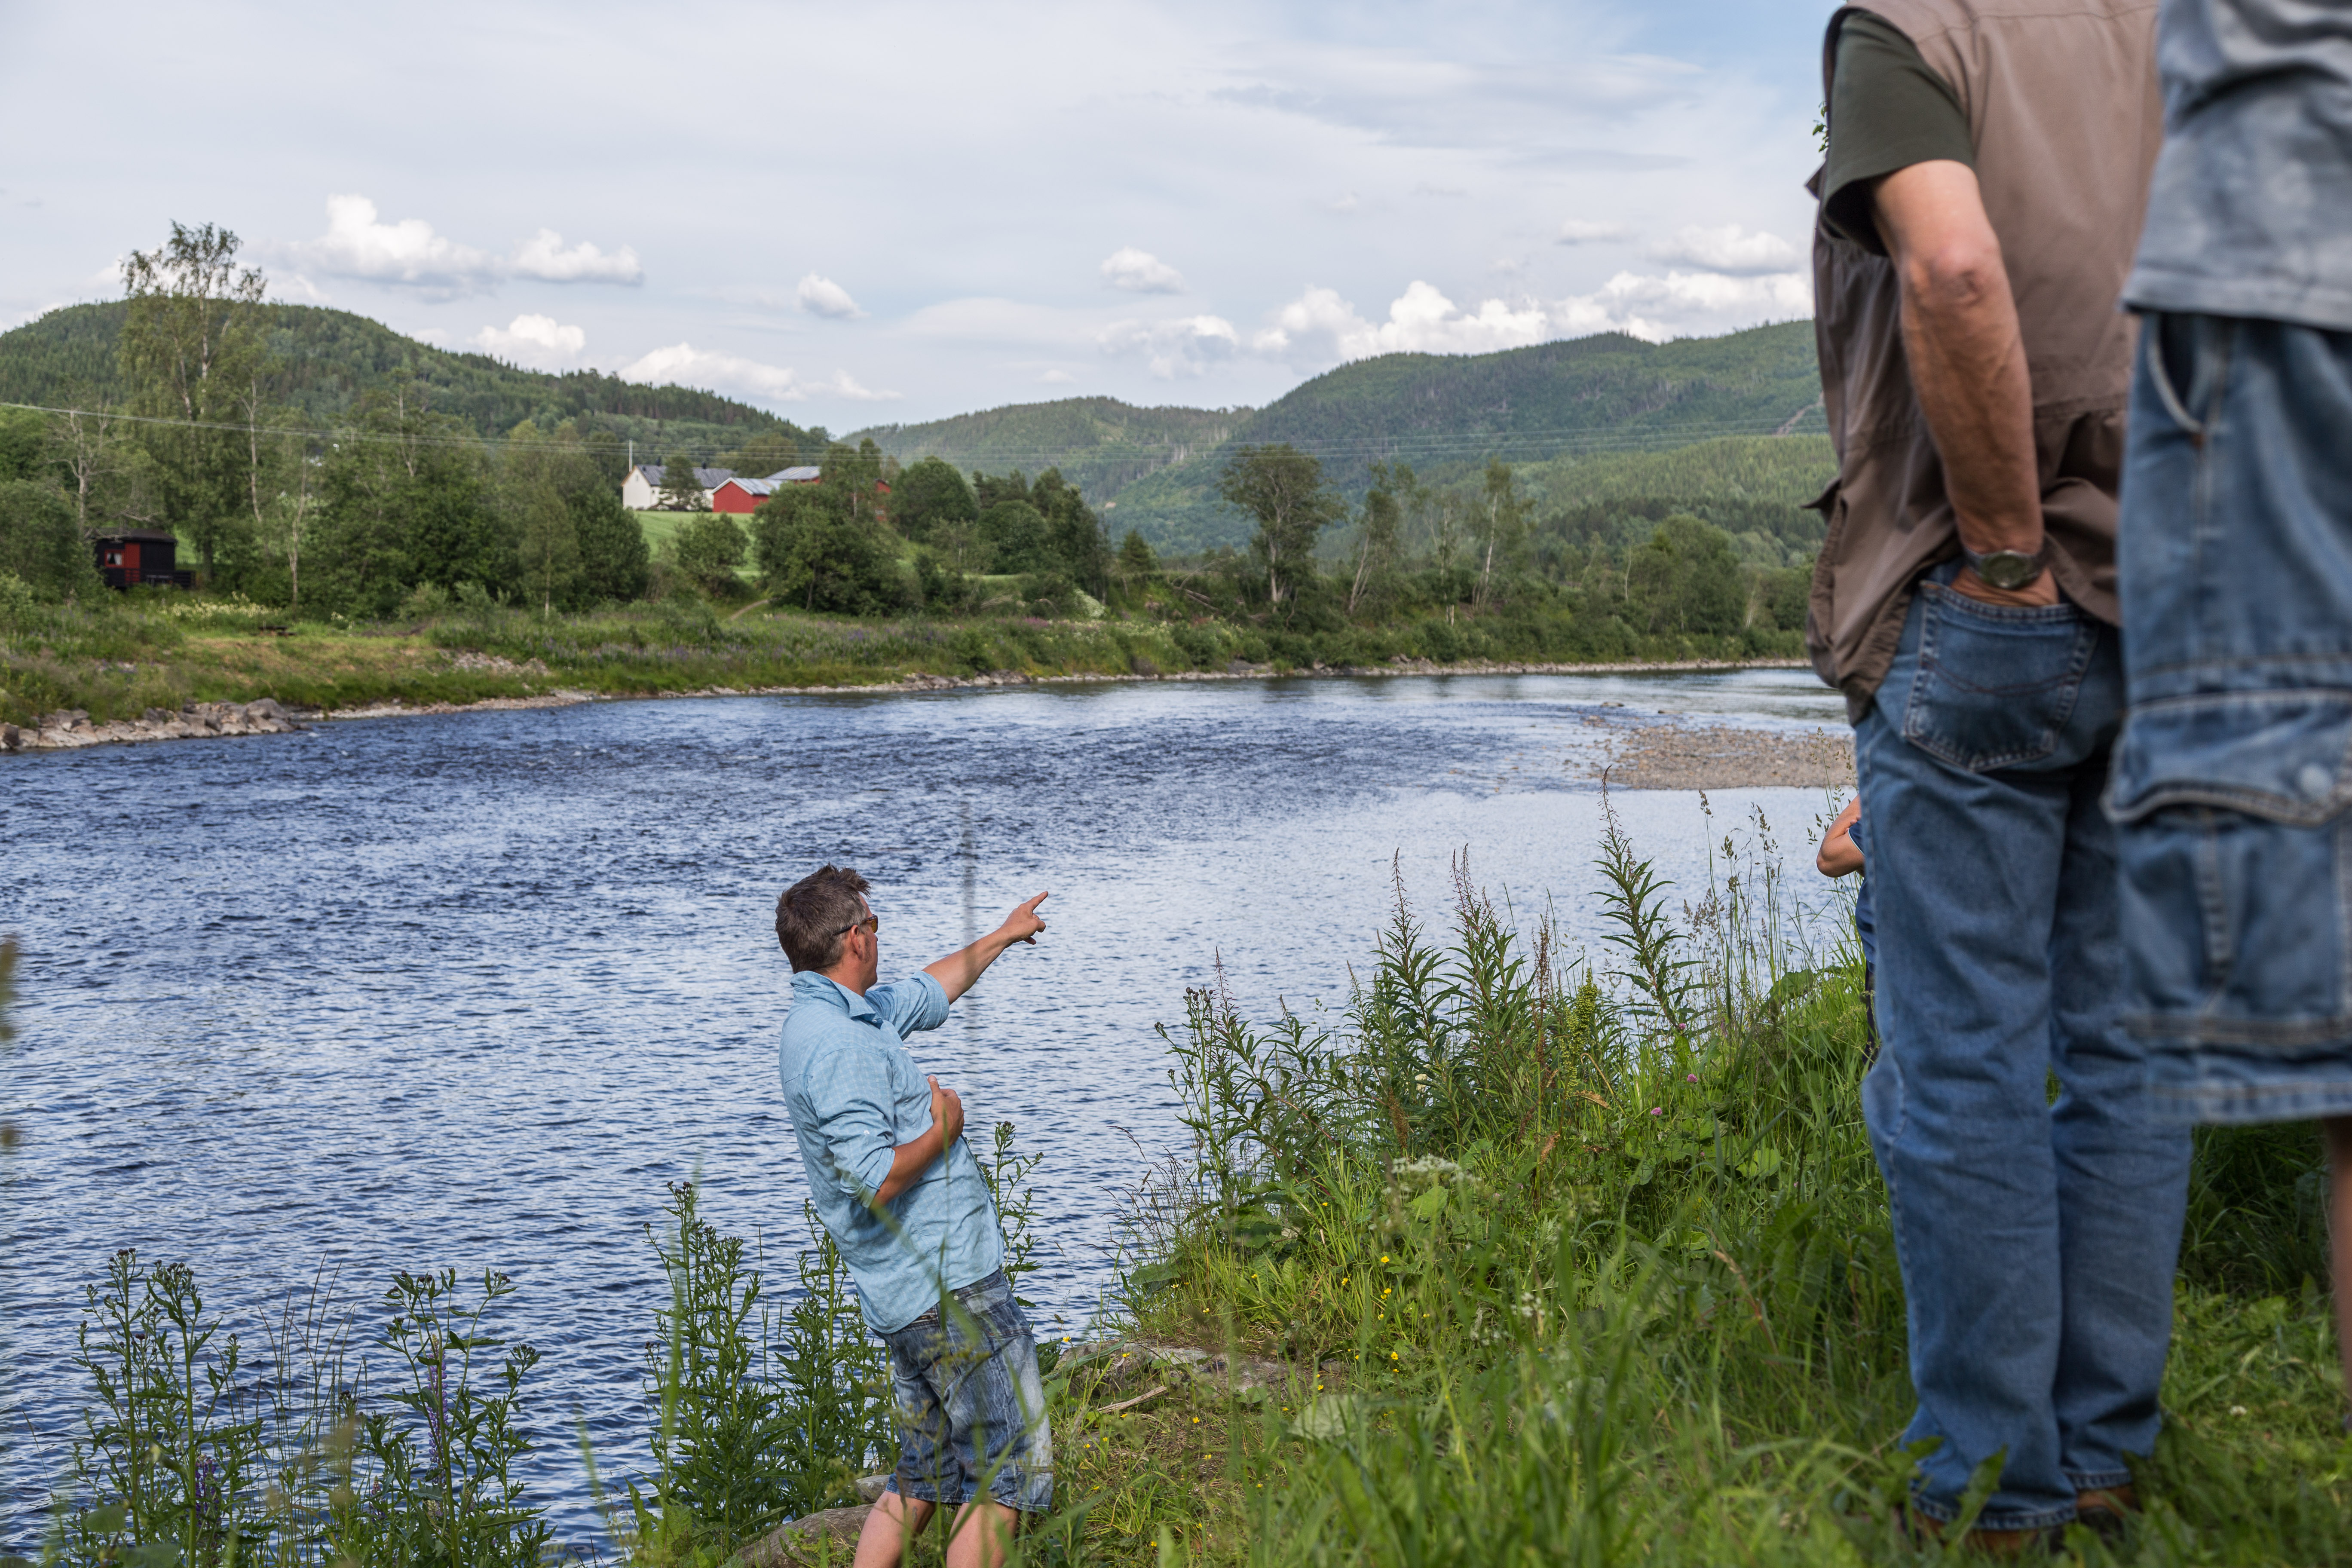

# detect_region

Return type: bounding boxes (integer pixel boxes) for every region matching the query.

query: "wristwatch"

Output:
[1961,543,2047,591]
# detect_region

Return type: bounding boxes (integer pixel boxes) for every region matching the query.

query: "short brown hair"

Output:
[777,864,872,972]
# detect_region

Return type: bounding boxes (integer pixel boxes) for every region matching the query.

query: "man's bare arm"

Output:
[1874,159,2057,608]
[923,891,1049,1004]
[1818,797,1865,878]
[875,1076,964,1203]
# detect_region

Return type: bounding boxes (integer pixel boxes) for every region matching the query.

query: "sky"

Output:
[0,0,1839,429]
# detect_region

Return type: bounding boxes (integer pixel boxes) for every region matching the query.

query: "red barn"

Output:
[712,466,826,514]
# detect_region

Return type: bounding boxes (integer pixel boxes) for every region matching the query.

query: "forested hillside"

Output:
[855,398,1248,512]
[0,301,818,458]
[858,322,1828,555]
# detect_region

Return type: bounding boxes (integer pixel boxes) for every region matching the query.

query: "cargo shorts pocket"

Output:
[2110,692,2352,1046]
[1901,584,2101,772]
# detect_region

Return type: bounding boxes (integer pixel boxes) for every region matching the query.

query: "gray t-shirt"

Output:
[2125,0,2352,331]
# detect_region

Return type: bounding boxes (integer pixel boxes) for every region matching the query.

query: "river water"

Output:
[0,669,1849,1548]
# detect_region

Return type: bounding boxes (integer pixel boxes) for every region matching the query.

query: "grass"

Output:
[1053,818,2351,1567]
[13,812,2340,1566]
[0,584,1802,730]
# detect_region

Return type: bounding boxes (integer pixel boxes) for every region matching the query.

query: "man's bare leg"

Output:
[2328,1118,2352,1418]
[853,1489,934,1568]
[942,1498,1016,1568]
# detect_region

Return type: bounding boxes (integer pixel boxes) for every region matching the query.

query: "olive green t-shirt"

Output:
[1822,11,1977,255]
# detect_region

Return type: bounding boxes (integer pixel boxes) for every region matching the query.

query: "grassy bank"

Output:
[1065,821,2350,1566]
[10,821,2339,1566]
[0,587,1805,731]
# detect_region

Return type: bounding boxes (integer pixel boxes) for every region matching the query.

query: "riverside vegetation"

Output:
[0,429,1816,732]
[0,223,1828,732]
[4,811,2346,1566]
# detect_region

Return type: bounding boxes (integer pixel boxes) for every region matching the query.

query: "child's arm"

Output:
[1817,796,1865,878]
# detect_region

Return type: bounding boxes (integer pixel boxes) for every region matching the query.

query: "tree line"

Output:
[1178,444,1812,642]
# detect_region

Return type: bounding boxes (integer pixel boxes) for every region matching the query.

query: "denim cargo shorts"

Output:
[2113,312,2352,1124]
[881,1270,1054,1513]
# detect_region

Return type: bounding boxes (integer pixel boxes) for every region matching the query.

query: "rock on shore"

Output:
[3,699,304,752]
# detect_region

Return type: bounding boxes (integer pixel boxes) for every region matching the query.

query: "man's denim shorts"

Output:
[881,1270,1054,1513]
[2114,312,2352,1124]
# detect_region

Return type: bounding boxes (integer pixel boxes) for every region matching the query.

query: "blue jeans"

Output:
[881,1270,1054,1513]
[1856,571,2192,1530]
[2113,313,2352,1122]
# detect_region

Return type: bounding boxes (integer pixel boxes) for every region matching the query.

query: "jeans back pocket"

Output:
[1902,585,2101,772]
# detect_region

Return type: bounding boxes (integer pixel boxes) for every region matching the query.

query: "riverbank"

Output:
[1051,858,2350,1566]
[0,591,1810,735]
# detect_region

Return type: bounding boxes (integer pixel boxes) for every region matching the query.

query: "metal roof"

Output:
[634,464,737,487]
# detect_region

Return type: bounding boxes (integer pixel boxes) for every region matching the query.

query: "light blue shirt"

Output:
[778,969,1002,1334]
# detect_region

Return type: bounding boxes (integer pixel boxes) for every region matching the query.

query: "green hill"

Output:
[853,397,1250,507]
[0,301,815,461]
[871,322,1828,555]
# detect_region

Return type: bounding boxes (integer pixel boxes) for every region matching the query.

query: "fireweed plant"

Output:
[11,811,2348,1566]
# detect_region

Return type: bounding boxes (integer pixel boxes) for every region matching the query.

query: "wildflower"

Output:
[1380,1255,1389,1263]
[1686,1073,1698,1082]
[1649,1107,1664,1116]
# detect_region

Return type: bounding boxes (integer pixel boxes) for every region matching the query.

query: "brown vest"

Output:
[1806,0,2163,719]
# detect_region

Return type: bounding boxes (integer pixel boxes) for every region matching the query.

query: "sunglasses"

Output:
[839,913,879,937]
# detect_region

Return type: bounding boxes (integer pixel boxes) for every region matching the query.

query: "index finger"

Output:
[1026,890,1051,910]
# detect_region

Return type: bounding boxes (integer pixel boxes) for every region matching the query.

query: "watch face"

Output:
[1979,551,2041,590]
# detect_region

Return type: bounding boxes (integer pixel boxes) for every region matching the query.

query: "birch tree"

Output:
[118,223,270,579]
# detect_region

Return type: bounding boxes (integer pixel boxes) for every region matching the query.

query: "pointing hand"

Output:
[1001,890,1050,946]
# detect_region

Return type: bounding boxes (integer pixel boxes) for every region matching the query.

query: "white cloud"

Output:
[287,196,643,297]
[1248,269,1810,366]
[294,195,502,294]
[614,343,898,404]
[1557,218,1633,245]
[474,313,587,367]
[796,273,865,318]
[1550,268,1813,342]
[1100,247,1185,294]
[1041,368,1076,383]
[1258,281,1551,363]
[1329,192,1361,214]
[511,229,642,284]
[821,370,900,401]
[1097,314,1240,378]
[620,342,806,400]
[1649,223,1799,275]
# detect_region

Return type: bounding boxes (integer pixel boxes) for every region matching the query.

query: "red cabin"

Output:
[95,530,195,590]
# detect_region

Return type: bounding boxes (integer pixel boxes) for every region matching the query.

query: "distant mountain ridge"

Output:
[0,301,814,461]
[855,322,1826,552]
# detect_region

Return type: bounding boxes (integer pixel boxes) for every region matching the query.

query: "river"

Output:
[0,668,1850,1548]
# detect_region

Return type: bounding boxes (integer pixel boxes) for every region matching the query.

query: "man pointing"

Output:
[774,864,1052,1568]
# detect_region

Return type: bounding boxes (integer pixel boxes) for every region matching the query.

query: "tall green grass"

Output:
[1119,806,2347,1565]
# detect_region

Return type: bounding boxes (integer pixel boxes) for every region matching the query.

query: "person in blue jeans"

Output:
[2110,0,2352,1413]
[1816,796,1877,1062]
[774,864,1054,1568]
[1805,0,2191,1545]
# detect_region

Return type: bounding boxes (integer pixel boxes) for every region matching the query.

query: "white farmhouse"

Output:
[621,464,738,511]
